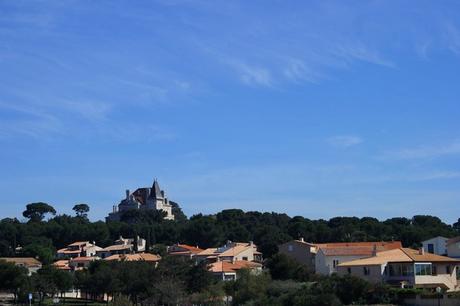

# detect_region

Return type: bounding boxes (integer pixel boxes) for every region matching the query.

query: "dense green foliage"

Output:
[0,260,30,303]
[1,204,459,260]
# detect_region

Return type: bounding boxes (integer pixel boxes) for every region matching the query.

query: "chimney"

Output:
[372,244,378,256]
[419,247,425,255]
[126,189,130,200]
[299,237,304,242]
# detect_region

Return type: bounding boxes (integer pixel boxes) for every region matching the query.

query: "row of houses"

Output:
[52,239,263,280]
[279,237,460,291]
[54,236,159,271]
[4,235,459,291]
[167,241,263,280]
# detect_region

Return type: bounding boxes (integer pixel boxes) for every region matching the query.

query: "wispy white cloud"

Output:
[326,135,363,148]
[0,101,63,139]
[227,60,272,87]
[444,22,460,55]
[60,100,111,121]
[332,43,395,68]
[379,140,460,160]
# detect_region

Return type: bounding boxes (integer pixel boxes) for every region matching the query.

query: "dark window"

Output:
[242,256,248,261]
[446,266,451,274]
[333,260,339,268]
[363,267,370,275]
[347,268,351,274]
[427,244,434,253]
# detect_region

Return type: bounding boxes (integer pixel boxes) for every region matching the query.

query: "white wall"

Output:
[447,242,460,258]
[422,237,448,255]
[315,251,365,275]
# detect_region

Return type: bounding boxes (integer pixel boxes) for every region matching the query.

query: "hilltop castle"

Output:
[106,179,175,221]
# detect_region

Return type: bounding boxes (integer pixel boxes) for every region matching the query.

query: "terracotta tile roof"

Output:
[219,245,248,257]
[169,244,204,255]
[401,248,460,262]
[101,244,132,252]
[176,244,204,254]
[317,241,402,256]
[68,241,90,247]
[233,260,262,269]
[197,248,218,256]
[316,241,402,248]
[338,248,460,267]
[53,260,71,270]
[57,248,81,254]
[338,249,411,266]
[0,257,42,267]
[208,260,262,273]
[104,253,161,262]
[70,256,98,263]
[446,236,460,246]
[53,260,70,266]
[209,261,239,273]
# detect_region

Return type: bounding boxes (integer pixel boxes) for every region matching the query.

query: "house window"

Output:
[446,266,451,274]
[363,267,370,275]
[432,265,437,276]
[401,265,414,276]
[427,244,434,254]
[242,256,248,261]
[347,268,351,274]
[288,245,293,252]
[415,264,432,276]
[333,260,339,268]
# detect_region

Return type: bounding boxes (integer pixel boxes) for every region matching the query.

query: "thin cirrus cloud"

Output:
[379,140,460,160]
[326,135,363,148]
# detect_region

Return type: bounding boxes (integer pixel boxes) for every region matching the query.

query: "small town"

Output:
[0,180,460,305]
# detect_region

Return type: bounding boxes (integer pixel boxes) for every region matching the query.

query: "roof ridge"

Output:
[400,247,416,261]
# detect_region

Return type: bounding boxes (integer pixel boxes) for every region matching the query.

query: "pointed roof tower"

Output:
[150,179,163,199]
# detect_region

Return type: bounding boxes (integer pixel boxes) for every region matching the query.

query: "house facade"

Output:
[106,180,174,221]
[57,241,102,259]
[0,257,42,275]
[337,248,460,291]
[196,241,262,264]
[96,236,145,259]
[278,240,402,275]
[447,237,460,258]
[422,236,448,255]
[278,238,316,269]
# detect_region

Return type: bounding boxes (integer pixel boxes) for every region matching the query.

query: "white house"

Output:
[314,241,402,275]
[447,237,460,259]
[337,248,460,291]
[421,236,448,256]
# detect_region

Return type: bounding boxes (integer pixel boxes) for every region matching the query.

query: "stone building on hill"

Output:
[106,179,174,221]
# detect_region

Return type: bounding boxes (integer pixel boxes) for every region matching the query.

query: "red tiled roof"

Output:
[175,244,204,254]
[338,248,460,267]
[70,256,97,262]
[208,260,261,273]
[104,253,161,262]
[317,241,402,256]
[57,248,81,254]
[0,257,42,267]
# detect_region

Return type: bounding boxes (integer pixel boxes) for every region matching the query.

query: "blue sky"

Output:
[1,1,460,223]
